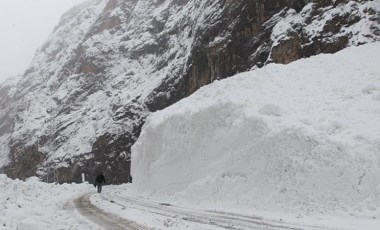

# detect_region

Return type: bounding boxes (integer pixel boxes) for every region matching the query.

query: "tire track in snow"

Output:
[99,189,330,230]
[74,193,145,230]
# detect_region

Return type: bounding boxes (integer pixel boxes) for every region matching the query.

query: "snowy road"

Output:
[75,188,330,230]
[75,193,145,230]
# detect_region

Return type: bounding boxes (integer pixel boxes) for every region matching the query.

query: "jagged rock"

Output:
[271,32,303,64]
[0,0,379,183]
[5,144,45,180]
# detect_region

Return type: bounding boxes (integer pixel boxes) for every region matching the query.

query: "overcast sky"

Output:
[0,0,87,83]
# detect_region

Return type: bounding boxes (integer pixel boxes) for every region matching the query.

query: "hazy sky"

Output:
[0,0,87,83]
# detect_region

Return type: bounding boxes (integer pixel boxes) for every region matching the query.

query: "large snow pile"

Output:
[132,42,380,214]
[0,175,92,230]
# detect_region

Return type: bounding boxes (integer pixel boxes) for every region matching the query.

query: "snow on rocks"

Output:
[132,42,380,215]
[271,1,380,48]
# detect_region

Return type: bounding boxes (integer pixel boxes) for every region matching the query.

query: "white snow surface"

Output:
[132,42,380,217]
[0,175,93,230]
[1,177,379,230]
[0,175,224,230]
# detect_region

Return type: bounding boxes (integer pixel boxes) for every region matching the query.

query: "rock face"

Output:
[0,0,379,183]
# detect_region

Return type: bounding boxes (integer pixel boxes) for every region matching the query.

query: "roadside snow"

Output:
[132,42,380,228]
[0,175,94,230]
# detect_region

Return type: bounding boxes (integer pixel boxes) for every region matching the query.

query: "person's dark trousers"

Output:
[97,183,103,193]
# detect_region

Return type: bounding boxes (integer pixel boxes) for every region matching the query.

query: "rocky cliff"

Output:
[0,0,379,183]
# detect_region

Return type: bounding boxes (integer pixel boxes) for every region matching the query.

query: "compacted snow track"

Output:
[75,192,145,230]
[75,188,331,230]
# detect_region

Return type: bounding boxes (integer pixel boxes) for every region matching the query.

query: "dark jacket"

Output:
[95,173,106,184]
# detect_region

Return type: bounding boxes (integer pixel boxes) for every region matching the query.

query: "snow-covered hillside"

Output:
[0,0,379,182]
[132,42,380,216]
[1,42,380,230]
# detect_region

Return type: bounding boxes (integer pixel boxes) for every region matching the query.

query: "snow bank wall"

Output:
[132,43,380,213]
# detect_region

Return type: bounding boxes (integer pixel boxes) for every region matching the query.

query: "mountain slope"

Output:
[0,0,379,182]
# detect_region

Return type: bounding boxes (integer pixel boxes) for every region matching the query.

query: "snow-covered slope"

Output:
[132,42,380,214]
[0,0,379,182]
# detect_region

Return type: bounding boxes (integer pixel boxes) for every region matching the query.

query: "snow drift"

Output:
[0,175,91,230]
[132,42,380,213]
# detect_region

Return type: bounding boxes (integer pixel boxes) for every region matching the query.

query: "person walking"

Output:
[94,171,106,193]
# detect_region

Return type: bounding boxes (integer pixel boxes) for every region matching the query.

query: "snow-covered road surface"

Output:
[75,192,145,230]
[76,187,330,230]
